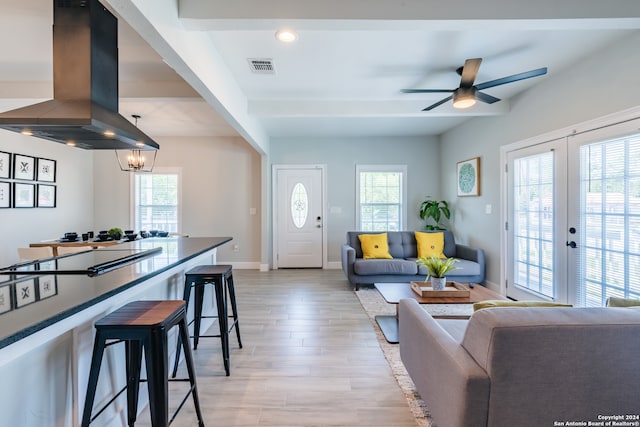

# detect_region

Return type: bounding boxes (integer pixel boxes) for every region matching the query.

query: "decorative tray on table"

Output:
[410,281,471,298]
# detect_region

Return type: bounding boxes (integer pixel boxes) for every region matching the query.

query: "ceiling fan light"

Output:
[453,88,477,109]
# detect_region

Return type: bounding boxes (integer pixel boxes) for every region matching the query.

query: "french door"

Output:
[567,119,640,306]
[506,138,568,302]
[506,117,640,306]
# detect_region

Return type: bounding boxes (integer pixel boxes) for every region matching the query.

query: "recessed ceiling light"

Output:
[275,29,298,43]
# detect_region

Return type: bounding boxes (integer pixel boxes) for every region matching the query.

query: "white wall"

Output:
[0,132,94,266]
[440,31,640,287]
[92,136,262,265]
[269,135,441,264]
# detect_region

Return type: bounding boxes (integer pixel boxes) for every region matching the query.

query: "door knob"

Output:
[566,241,577,248]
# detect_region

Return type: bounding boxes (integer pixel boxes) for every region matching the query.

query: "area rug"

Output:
[354,287,474,427]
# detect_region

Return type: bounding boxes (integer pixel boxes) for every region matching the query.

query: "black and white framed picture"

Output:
[0,151,10,179]
[13,154,35,181]
[14,182,35,208]
[37,184,56,208]
[0,181,10,208]
[0,284,12,314]
[15,278,36,308]
[37,275,57,300]
[37,158,56,182]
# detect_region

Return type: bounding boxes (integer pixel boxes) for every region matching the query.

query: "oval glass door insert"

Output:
[291,182,308,228]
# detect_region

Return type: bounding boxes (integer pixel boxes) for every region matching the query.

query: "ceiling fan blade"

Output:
[422,95,454,111]
[476,91,500,104]
[401,89,455,93]
[475,67,548,91]
[460,58,482,88]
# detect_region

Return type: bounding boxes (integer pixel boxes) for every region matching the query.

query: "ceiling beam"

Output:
[179,0,640,30]
[248,99,510,117]
[104,0,270,155]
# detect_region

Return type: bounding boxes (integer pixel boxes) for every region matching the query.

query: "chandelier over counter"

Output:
[114,114,157,172]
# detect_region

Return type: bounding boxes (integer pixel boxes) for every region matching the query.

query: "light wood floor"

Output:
[144,269,417,427]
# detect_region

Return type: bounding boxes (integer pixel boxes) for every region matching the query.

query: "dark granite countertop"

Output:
[0,236,231,350]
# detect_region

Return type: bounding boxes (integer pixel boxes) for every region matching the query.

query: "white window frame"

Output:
[355,164,407,231]
[129,167,183,234]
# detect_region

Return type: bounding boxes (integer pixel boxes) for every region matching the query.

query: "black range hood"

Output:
[0,0,159,150]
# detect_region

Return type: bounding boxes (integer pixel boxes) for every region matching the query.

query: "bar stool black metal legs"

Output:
[172,265,242,377]
[81,300,205,427]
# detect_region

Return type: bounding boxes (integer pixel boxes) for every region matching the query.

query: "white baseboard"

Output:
[484,279,501,294]
[259,263,269,272]
[326,261,341,269]
[216,261,262,270]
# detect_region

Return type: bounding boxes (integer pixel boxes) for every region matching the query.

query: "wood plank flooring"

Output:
[144,269,418,427]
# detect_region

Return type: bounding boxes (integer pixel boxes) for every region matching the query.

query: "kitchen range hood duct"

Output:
[0,0,159,150]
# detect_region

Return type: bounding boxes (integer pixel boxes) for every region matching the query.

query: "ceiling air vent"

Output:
[248,58,276,74]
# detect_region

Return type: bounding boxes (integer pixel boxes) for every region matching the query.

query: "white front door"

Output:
[274,166,324,268]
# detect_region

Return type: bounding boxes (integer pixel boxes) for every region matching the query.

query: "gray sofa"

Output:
[399,299,640,427]
[341,231,485,289]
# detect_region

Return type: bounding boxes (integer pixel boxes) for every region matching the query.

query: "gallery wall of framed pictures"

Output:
[0,151,57,209]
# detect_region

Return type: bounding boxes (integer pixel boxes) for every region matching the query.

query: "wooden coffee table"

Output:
[373,282,507,343]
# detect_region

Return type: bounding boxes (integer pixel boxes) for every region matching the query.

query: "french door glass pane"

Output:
[513,151,555,298]
[577,134,640,306]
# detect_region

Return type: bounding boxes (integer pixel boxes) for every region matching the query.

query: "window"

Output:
[133,168,181,233]
[356,165,407,231]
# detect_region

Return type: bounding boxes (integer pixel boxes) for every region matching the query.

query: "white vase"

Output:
[431,277,447,291]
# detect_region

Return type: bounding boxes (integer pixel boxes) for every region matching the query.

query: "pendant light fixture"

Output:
[114,115,157,172]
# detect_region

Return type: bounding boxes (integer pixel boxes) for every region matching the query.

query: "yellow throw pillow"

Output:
[415,231,445,259]
[358,233,392,259]
[473,300,572,311]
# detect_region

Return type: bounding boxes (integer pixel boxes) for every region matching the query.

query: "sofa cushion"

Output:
[353,258,418,275]
[459,307,640,426]
[473,300,572,311]
[358,233,392,259]
[415,231,445,258]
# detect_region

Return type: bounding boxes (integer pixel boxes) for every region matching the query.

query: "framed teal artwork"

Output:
[457,157,480,196]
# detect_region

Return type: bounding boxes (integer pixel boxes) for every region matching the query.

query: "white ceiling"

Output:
[1,0,639,145]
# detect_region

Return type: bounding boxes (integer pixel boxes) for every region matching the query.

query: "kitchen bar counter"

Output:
[0,236,231,350]
[0,236,232,427]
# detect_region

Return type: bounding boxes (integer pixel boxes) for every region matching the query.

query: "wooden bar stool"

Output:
[81,300,205,427]
[172,265,242,377]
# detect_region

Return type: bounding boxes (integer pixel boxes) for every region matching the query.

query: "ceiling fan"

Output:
[401,58,547,111]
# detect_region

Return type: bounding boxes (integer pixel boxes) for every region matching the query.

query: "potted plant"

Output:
[419,198,450,231]
[107,227,124,241]
[416,255,459,290]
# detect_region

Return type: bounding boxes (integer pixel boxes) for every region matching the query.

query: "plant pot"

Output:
[431,277,447,291]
